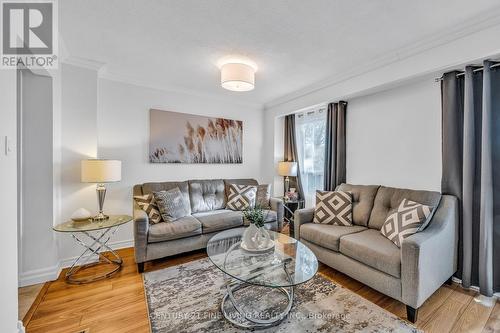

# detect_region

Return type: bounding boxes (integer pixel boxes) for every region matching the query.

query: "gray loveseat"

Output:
[294,184,458,323]
[133,178,284,273]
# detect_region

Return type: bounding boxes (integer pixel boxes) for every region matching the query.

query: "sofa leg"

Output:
[445,276,453,285]
[137,262,145,273]
[406,305,418,323]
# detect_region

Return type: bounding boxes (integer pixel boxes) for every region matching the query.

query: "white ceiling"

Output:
[60,0,500,105]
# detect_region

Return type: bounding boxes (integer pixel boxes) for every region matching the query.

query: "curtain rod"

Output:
[434,62,500,82]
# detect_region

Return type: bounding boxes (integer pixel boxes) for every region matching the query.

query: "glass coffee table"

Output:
[207,227,318,329]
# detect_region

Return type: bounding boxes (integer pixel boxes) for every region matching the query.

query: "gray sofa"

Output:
[133,178,284,272]
[294,184,458,323]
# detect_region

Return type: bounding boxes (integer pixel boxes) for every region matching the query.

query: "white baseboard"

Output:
[19,263,61,287]
[18,320,25,333]
[18,239,134,287]
[58,239,134,268]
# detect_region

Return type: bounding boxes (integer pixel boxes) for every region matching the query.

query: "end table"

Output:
[276,198,305,238]
[53,215,132,284]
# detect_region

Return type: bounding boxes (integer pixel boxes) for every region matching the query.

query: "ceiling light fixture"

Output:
[219,57,257,92]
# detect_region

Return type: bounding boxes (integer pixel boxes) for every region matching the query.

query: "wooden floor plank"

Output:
[451,297,495,333]
[482,301,500,333]
[22,245,500,333]
[420,287,476,333]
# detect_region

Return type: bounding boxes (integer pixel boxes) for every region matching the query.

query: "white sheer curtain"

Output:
[295,107,327,207]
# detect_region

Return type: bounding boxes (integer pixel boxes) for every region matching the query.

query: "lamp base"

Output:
[93,184,109,222]
[92,212,109,221]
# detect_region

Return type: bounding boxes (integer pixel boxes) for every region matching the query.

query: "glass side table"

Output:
[275,198,305,238]
[53,215,132,284]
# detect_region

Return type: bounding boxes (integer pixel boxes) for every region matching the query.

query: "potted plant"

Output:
[241,206,273,251]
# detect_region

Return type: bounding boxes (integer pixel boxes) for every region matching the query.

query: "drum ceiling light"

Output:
[219,57,257,92]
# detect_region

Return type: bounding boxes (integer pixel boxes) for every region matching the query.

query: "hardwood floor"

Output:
[19,283,45,321]
[23,246,499,333]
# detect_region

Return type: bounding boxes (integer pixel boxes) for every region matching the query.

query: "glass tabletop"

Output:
[207,227,318,288]
[53,215,132,232]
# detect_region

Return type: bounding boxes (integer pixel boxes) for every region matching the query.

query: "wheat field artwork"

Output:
[149,109,243,163]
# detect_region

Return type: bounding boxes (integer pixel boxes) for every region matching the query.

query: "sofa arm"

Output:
[270,198,284,231]
[401,195,458,308]
[133,208,149,263]
[294,207,315,240]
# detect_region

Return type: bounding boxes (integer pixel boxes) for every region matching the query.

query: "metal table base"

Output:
[220,263,294,329]
[65,226,123,284]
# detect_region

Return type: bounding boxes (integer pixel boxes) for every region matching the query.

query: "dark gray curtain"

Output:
[441,60,500,296]
[284,114,304,200]
[324,102,347,191]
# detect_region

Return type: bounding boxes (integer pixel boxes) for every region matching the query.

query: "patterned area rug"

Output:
[143,258,419,333]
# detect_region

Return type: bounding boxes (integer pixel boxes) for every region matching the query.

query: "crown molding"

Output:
[264,6,500,110]
[99,70,263,109]
[61,56,106,72]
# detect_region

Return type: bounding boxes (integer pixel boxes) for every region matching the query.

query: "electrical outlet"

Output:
[4,136,13,156]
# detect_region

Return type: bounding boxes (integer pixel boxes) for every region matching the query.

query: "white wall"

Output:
[346,79,441,190]
[0,71,20,332]
[266,79,442,194]
[54,75,265,263]
[58,64,99,262]
[18,69,59,286]
[97,79,264,236]
[263,23,500,191]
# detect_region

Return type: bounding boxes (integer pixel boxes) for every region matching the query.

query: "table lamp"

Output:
[81,159,121,221]
[278,161,297,194]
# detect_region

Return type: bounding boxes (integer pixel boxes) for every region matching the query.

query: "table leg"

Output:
[65,226,123,284]
[220,263,295,328]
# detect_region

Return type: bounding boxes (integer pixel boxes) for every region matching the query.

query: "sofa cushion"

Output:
[193,209,243,234]
[256,184,272,208]
[336,184,380,227]
[226,184,257,211]
[141,181,191,215]
[380,199,433,247]
[189,179,226,213]
[224,179,259,196]
[133,193,162,224]
[313,190,353,226]
[368,186,441,230]
[339,229,401,278]
[148,216,202,243]
[300,224,367,252]
[153,188,190,222]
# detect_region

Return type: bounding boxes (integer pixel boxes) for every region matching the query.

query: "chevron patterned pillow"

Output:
[380,199,433,247]
[226,184,257,211]
[313,190,353,226]
[133,193,162,224]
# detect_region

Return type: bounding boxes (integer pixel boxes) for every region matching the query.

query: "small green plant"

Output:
[242,205,267,228]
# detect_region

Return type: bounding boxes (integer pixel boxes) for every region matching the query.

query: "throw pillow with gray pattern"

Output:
[133,194,162,224]
[313,190,353,226]
[256,184,271,208]
[380,198,433,247]
[226,184,257,211]
[153,187,190,222]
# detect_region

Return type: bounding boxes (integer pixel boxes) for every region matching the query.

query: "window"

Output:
[295,107,326,207]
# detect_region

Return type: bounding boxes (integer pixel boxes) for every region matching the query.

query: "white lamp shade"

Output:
[220,63,255,91]
[278,161,298,177]
[81,159,121,183]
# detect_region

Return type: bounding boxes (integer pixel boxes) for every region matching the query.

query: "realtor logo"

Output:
[1,0,58,69]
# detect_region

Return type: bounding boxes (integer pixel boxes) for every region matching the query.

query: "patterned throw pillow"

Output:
[380,199,433,247]
[153,187,190,222]
[313,190,353,226]
[133,194,162,224]
[256,184,271,208]
[226,184,257,211]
